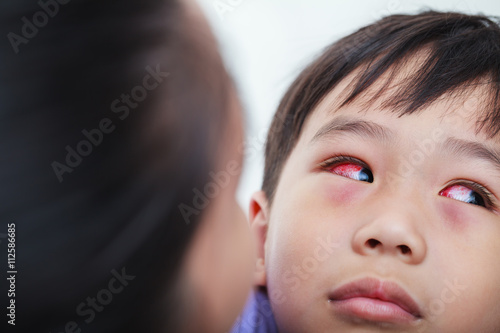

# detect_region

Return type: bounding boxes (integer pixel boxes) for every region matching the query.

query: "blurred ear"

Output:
[249,190,270,287]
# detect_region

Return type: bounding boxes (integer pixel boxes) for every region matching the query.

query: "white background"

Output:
[194,0,500,211]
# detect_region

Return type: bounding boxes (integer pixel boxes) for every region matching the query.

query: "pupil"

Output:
[359,168,374,183]
[468,192,485,207]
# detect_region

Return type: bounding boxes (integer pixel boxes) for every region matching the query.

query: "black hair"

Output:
[263,11,500,204]
[1,0,233,332]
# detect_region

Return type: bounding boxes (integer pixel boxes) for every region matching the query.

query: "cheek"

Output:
[265,193,342,292]
[434,253,500,331]
[425,209,500,330]
[438,200,467,229]
[437,200,478,232]
[322,178,365,207]
[266,176,356,269]
[266,208,323,288]
[265,175,353,292]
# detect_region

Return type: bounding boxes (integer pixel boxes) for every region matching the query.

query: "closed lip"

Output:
[328,277,422,323]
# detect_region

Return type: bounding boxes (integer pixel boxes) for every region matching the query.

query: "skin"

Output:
[250,70,500,332]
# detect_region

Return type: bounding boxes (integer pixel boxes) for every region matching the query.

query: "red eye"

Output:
[439,184,485,207]
[331,163,373,183]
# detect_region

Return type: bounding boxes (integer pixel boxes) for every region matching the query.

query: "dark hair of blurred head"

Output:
[1,0,234,332]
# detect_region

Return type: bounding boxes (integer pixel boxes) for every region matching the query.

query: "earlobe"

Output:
[249,190,269,287]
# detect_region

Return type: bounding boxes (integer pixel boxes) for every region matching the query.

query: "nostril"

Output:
[398,245,411,255]
[366,238,381,248]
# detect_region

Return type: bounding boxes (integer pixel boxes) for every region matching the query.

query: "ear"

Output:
[249,190,270,287]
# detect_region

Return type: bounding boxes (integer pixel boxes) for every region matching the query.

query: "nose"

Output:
[352,209,427,265]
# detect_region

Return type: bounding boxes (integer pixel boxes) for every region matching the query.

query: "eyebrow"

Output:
[310,116,500,172]
[310,116,395,144]
[442,137,500,172]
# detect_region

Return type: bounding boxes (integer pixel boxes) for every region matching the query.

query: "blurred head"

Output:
[1,0,253,332]
[250,11,500,332]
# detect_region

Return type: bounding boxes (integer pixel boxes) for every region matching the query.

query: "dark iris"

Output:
[359,168,374,183]
[467,192,485,207]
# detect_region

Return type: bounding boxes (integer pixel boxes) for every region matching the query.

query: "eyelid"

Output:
[319,155,371,170]
[444,180,498,211]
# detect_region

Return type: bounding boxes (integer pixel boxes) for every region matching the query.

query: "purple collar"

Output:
[230,289,278,333]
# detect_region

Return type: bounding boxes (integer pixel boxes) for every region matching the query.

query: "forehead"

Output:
[299,64,499,148]
[286,84,500,190]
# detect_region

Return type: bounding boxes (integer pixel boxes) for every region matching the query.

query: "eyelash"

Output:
[320,155,497,211]
[319,155,369,170]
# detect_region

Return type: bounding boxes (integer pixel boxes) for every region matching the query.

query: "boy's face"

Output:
[252,76,500,332]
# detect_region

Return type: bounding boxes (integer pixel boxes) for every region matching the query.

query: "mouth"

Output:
[328,277,422,325]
